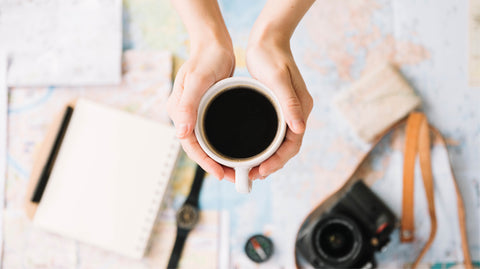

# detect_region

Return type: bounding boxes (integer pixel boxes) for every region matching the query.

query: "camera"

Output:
[295,180,397,268]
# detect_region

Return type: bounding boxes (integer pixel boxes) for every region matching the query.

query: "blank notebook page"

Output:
[33,99,179,259]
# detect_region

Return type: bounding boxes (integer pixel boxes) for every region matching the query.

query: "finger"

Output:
[180,133,224,180]
[223,168,236,183]
[249,167,269,180]
[257,66,306,134]
[258,129,303,176]
[289,64,314,119]
[167,64,187,120]
[249,167,261,180]
[172,63,187,95]
[174,72,216,139]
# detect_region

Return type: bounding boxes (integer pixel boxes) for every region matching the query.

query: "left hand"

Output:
[245,36,314,180]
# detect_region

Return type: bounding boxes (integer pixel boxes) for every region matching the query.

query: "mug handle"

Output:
[235,167,252,193]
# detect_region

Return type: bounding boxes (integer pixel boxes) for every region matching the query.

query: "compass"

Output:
[245,234,274,263]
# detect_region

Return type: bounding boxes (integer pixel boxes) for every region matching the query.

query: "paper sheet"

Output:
[0,51,7,259]
[0,0,122,86]
[33,99,180,259]
[470,0,480,86]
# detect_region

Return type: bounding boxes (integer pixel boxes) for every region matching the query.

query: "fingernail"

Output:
[215,171,224,181]
[292,120,305,132]
[176,124,188,138]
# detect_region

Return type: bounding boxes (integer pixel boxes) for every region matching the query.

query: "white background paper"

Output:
[0,0,122,86]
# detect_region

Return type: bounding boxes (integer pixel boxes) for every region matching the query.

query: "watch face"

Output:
[176,204,199,230]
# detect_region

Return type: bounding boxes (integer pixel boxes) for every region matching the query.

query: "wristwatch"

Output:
[167,165,206,268]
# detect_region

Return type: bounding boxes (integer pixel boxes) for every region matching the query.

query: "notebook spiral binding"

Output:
[135,133,180,256]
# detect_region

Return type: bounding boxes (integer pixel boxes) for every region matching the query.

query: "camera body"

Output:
[296,180,397,268]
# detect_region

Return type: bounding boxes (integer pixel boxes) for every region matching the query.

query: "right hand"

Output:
[167,41,236,180]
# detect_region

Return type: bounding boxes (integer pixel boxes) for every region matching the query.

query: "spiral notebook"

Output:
[30,99,180,259]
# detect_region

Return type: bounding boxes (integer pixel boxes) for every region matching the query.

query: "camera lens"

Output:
[313,214,363,265]
[319,221,355,258]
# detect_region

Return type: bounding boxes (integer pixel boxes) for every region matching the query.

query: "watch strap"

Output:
[185,165,206,207]
[167,228,189,269]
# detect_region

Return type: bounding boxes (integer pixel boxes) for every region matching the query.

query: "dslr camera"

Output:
[295,181,397,268]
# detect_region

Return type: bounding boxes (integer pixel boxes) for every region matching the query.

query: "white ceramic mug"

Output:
[195,77,286,193]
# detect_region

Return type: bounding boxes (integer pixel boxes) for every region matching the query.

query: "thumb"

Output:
[175,72,216,138]
[264,69,306,134]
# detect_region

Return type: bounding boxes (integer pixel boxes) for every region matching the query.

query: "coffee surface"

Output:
[204,87,278,159]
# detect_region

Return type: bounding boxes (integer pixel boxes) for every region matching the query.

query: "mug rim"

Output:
[195,77,286,168]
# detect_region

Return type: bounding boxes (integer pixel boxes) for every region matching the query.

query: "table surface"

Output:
[3,0,480,268]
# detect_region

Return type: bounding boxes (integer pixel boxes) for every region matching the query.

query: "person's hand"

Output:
[246,34,314,180]
[167,41,235,180]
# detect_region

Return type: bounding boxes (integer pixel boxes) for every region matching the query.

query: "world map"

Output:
[2,0,479,268]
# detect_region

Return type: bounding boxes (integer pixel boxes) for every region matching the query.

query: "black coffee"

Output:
[203,87,278,159]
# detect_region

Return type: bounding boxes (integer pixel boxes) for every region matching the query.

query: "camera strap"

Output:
[401,113,436,265]
[401,113,471,268]
[294,112,472,269]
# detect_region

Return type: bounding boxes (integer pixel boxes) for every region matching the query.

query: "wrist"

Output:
[248,20,291,49]
[173,0,232,54]
[190,26,233,54]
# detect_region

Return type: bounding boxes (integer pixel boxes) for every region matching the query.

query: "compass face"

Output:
[245,234,274,263]
[176,204,199,230]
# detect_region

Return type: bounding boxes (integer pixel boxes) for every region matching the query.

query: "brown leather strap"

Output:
[401,113,424,242]
[429,126,472,269]
[401,112,437,268]
[409,117,472,269]
[294,113,472,269]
